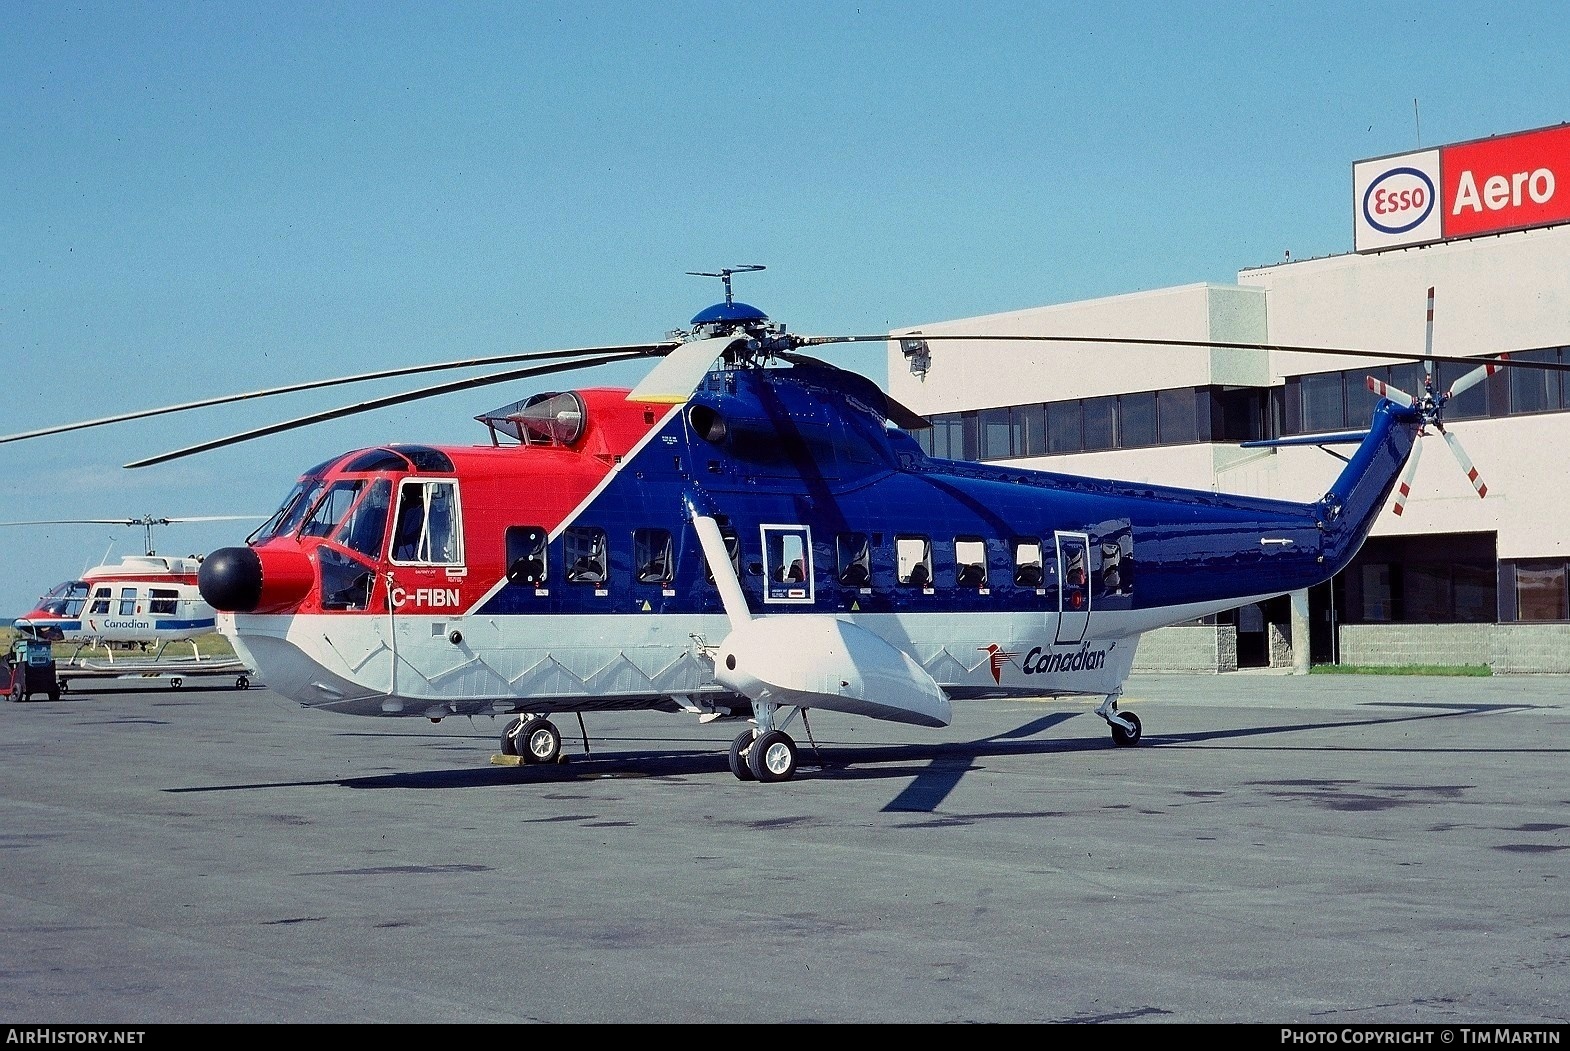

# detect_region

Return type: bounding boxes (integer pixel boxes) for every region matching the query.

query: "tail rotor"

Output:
[1364,286,1492,505]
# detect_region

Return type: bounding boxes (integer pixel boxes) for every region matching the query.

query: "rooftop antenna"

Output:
[1414,98,1421,147]
[687,265,766,305]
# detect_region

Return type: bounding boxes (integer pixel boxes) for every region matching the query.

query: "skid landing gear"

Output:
[1095,691,1142,747]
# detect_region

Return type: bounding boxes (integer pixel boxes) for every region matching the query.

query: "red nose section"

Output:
[199,546,315,614]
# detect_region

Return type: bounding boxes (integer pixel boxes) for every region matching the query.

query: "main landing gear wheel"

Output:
[500,718,521,757]
[517,716,563,764]
[728,730,757,781]
[236,676,250,690]
[1111,711,1142,747]
[745,729,798,783]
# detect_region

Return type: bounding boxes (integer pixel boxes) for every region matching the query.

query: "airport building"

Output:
[887,122,1570,674]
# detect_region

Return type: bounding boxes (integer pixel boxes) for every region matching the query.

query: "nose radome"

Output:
[199,547,263,612]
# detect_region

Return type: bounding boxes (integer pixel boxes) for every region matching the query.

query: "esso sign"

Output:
[1356,124,1570,252]
[1353,149,1442,251]
[1363,167,1435,233]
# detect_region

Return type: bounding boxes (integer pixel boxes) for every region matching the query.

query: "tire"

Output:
[728,729,757,781]
[746,729,798,783]
[1111,711,1142,747]
[519,716,562,764]
[237,676,250,690]
[500,717,521,757]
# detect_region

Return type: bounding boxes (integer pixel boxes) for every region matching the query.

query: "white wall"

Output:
[890,224,1570,562]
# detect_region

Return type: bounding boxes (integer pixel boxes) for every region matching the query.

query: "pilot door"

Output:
[1054,531,1090,644]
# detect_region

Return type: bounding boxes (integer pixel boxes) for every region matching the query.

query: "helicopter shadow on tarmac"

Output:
[161,700,1537,814]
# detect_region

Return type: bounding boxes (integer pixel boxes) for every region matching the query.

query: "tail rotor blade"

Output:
[1367,375,1415,408]
[1446,353,1509,400]
[1422,286,1436,386]
[1442,430,1487,498]
[1392,439,1423,516]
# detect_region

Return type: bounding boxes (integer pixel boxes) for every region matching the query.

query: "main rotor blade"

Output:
[1446,354,1509,399]
[0,516,262,527]
[125,351,650,469]
[1442,430,1488,498]
[1391,440,1423,516]
[801,333,1570,372]
[628,335,749,404]
[0,342,673,446]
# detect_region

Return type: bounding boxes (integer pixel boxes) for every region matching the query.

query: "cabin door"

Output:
[1054,531,1091,645]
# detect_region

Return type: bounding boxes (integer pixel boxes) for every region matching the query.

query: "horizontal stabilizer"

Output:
[1241,431,1370,449]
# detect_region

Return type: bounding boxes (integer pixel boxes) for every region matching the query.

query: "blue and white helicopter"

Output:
[1,271,1538,781]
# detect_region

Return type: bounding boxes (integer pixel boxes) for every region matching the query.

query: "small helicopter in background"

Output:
[0,270,1558,775]
[3,513,260,654]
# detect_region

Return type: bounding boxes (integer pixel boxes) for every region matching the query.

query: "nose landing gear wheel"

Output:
[745,729,798,783]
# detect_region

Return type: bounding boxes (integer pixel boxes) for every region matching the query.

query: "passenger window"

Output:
[118,587,137,616]
[955,536,987,588]
[505,526,548,586]
[148,589,179,615]
[836,532,871,587]
[634,528,674,585]
[896,535,932,587]
[565,526,608,584]
[90,587,110,615]
[1013,537,1044,587]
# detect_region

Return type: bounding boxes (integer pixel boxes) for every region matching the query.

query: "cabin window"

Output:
[703,524,740,585]
[148,589,179,615]
[634,528,673,585]
[392,480,463,565]
[118,587,137,616]
[955,537,987,588]
[335,479,392,560]
[89,587,110,615]
[564,526,607,584]
[1100,540,1128,594]
[896,535,932,587]
[505,526,548,586]
[836,532,871,587]
[1012,537,1044,587]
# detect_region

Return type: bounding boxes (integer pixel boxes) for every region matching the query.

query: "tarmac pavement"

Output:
[0,669,1566,1024]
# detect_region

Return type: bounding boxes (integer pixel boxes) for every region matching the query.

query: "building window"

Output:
[978,407,1014,460]
[1118,391,1157,448]
[1046,400,1082,454]
[1157,387,1198,445]
[1514,561,1568,621]
[1082,396,1116,451]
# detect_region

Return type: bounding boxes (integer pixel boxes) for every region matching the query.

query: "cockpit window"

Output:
[254,476,324,543]
[391,480,463,565]
[333,478,393,559]
[299,480,368,540]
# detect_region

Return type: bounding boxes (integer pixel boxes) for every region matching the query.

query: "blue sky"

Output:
[2,1,1566,617]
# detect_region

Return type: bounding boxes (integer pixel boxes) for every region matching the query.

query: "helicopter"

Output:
[3,514,261,652]
[2,268,1558,780]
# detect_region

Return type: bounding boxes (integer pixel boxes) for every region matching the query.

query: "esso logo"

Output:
[1363,166,1436,234]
